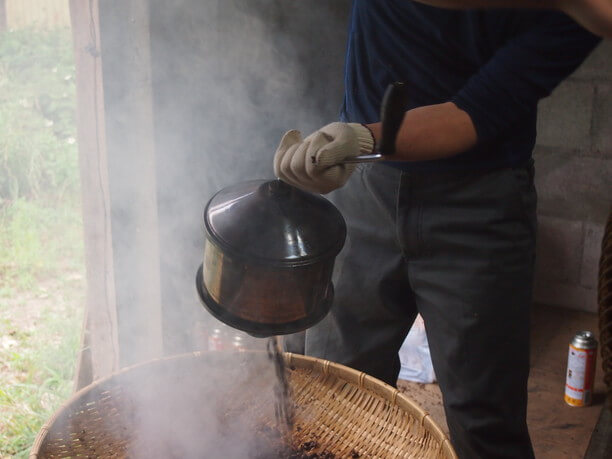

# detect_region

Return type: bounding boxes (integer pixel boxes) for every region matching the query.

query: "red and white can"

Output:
[208,328,225,352]
[232,335,246,352]
[564,331,598,407]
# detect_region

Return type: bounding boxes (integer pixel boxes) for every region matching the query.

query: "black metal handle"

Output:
[378,82,408,156]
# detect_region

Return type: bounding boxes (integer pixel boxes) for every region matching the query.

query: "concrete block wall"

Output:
[533,40,612,313]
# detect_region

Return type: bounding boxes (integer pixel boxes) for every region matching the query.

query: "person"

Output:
[274,2,600,458]
[414,0,612,38]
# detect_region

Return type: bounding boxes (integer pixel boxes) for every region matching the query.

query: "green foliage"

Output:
[0,298,82,458]
[0,199,84,288]
[0,27,78,203]
[0,26,84,458]
[0,25,82,284]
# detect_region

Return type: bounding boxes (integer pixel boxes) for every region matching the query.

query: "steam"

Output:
[93,0,351,456]
[125,352,283,458]
[148,1,350,353]
[142,0,351,361]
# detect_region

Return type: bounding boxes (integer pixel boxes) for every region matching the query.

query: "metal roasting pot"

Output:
[196,83,409,337]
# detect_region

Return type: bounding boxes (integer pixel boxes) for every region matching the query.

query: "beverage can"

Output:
[564,331,598,407]
[208,328,225,352]
[232,335,246,352]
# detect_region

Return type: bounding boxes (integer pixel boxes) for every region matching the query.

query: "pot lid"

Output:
[204,180,346,266]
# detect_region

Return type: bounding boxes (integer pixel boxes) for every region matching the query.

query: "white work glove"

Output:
[273,122,375,194]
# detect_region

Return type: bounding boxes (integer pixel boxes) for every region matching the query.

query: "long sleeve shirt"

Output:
[341,0,600,170]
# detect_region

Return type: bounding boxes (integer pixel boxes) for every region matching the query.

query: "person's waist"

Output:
[380,150,531,173]
[377,157,534,187]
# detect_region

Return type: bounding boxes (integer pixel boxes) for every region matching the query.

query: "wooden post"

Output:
[69,0,120,385]
[70,0,164,384]
[97,0,164,368]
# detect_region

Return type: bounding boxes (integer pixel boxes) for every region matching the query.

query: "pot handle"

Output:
[379,81,408,156]
[340,82,409,163]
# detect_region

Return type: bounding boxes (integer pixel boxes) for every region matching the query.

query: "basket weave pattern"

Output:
[30,352,455,458]
[287,354,452,458]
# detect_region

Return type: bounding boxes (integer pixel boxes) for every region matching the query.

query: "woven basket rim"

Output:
[30,351,456,459]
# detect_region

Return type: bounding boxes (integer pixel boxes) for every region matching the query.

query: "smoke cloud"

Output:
[91,0,351,455]
[125,352,283,458]
[146,0,351,352]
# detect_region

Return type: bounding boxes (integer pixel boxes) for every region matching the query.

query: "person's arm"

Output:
[365,102,477,161]
[368,11,600,162]
[413,0,612,38]
[274,11,600,193]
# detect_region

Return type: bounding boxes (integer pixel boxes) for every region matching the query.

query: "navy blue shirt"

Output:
[341,0,600,170]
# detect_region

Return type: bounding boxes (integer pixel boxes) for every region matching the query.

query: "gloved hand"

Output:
[273,122,375,194]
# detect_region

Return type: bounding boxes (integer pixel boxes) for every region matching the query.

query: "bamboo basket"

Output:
[30,352,456,458]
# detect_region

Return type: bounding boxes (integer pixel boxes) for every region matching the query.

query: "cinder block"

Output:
[534,151,612,222]
[536,80,594,150]
[533,278,597,312]
[535,215,584,283]
[570,41,612,81]
[581,222,605,289]
[593,84,612,157]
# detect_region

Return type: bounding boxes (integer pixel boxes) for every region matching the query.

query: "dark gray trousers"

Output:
[286,162,537,459]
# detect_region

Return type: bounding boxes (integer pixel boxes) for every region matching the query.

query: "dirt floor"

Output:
[397,302,606,459]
